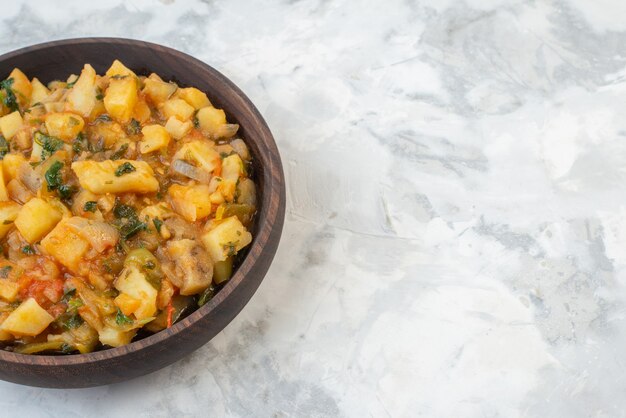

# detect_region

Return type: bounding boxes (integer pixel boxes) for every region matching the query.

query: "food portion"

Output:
[0,61,256,354]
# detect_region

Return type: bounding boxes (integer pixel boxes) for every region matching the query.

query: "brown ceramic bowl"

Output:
[0,38,285,388]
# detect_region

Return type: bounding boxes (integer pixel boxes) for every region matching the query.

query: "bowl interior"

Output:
[0,38,285,387]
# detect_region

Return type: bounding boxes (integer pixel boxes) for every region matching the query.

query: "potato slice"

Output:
[201,216,252,262]
[45,112,84,141]
[66,64,97,117]
[72,159,159,194]
[104,76,138,123]
[0,111,23,139]
[14,198,63,243]
[0,298,54,337]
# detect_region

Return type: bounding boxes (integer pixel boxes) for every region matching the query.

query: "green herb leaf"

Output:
[0,78,18,112]
[127,119,141,135]
[95,114,112,123]
[114,162,135,177]
[44,161,64,191]
[0,136,10,159]
[197,285,216,307]
[110,143,128,160]
[67,298,83,311]
[115,308,133,325]
[153,218,163,233]
[62,313,83,330]
[83,201,98,212]
[35,132,64,160]
[113,203,147,240]
[21,245,35,255]
[61,288,76,303]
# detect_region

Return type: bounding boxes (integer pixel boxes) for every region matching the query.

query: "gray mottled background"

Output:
[1,0,626,417]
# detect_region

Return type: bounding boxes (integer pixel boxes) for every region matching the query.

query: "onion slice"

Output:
[171,159,211,183]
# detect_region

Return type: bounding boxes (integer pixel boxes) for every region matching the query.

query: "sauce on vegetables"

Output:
[0,60,256,354]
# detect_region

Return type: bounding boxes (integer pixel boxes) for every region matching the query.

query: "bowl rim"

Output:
[0,37,284,367]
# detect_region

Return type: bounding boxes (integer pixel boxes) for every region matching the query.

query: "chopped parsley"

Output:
[95,114,112,123]
[45,161,75,202]
[35,132,64,160]
[153,218,163,233]
[113,203,147,240]
[0,136,9,159]
[0,78,18,112]
[44,161,64,191]
[110,143,129,160]
[66,79,77,89]
[21,245,35,255]
[115,308,133,325]
[223,241,237,257]
[127,118,141,135]
[62,313,83,330]
[72,132,86,153]
[96,93,104,100]
[83,201,98,212]
[61,288,76,303]
[115,162,135,177]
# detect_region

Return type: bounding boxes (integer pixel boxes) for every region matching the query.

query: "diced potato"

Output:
[0,201,21,239]
[0,111,23,139]
[8,68,32,106]
[0,281,18,302]
[30,77,50,104]
[114,293,141,317]
[173,140,220,174]
[3,153,26,182]
[176,87,211,110]
[196,106,226,136]
[71,159,159,194]
[201,216,252,262]
[40,217,90,272]
[45,112,84,141]
[98,326,135,348]
[114,265,157,320]
[132,98,151,123]
[221,154,244,182]
[0,298,54,337]
[160,98,194,121]
[66,64,97,117]
[89,121,126,148]
[168,184,213,222]
[139,124,170,154]
[105,60,136,78]
[104,76,138,123]
[14,198,63,243]
[142,73,176,104]
[164,116,192,139]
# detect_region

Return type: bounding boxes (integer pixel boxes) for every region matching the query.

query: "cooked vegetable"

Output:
[0,61,256,354]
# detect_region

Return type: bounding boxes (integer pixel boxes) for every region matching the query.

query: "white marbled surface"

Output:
[0,0,626,416]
